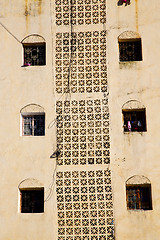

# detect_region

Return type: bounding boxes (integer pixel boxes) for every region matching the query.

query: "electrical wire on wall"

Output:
[48,0,74,130]
[0,21,21,43]
[46,0,74,201]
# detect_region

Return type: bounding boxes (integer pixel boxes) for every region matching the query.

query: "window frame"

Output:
[20,188,44,213]
[23,42,46,66]
[21,113,45,136]
[119,38,142,62]
[126,184,152,210]
[122,108,147,132]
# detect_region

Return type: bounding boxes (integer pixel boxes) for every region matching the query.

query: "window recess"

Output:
[123,109,146,132]
[126,185,152,210]
[20,188,44,213]
[23,43,46,66]
[119,38,142,62]
[22,114,45,136]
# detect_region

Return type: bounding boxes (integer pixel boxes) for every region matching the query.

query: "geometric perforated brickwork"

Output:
[56,99,109,165]
[55,31,107,94]
[56,170,114,240]
[55,0,106,26]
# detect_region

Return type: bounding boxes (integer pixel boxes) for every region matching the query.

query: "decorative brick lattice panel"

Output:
[56,99,109,165]
[55,0,106,26]
[55,31,107,94]
[56,170,114,240]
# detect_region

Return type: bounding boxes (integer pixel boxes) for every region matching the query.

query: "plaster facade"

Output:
[0,0,159,240]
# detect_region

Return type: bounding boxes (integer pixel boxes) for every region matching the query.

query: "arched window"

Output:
[122,100,147,132]
[20,104,45,136]
[126,175,152,210]
[22,34,46,66]
[18,178,44,213]
[118,31,142,62]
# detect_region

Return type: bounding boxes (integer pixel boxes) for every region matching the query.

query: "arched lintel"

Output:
[18,178,43,190]
[20,104,44,113]
[126,175,151,185]
[21,34,46,44]
[118,31,141,41]
[122,100,145,110]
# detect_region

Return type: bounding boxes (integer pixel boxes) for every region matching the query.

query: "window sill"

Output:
[127,209,152,212]
[19,212,45,214]
[123,131,146,135]
[119,61,143,69]
[21,65,46,67]
[21,135,45,137]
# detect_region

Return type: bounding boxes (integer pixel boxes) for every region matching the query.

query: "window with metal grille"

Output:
[23,43,46,66]
[119,39,142,62]
[20,189,44,213]
[123,109,146,132]
[126,185,152,210]
[22,114,45,136]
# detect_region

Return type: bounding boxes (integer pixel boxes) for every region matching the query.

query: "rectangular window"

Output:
[119,39,142,62]
[22,114,45,136]
[126,185,152,210]
[123,109,146,132]
[23,43,46,66]
[20,189,44,213]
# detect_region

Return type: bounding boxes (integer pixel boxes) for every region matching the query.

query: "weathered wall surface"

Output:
[0,0,159,240]
[108,0,160,239]
[0,1,57,239]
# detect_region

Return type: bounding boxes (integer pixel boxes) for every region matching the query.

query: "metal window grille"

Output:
[123,109,146,132]
[23,44,46,66]
[23,115,45,136]
[126,185,152,210]
[21,189,44,213]
[119,39,142,62]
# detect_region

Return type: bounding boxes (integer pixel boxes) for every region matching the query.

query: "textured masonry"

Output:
[56,170,114,240]
[55,31,107,94]
[56,99,109,165]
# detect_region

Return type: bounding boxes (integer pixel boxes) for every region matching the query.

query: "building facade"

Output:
[0,0,159,239]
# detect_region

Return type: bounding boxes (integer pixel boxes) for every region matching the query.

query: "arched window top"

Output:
[122,100,146,132]
[20,104,44,114]
[118,31,142,62]
[20,104,45,136]
[126,175,151,185]
[18,178,43,189]
[21,34,45,44]
[126,175,152,210]
[19,179,44,213]
[118,31,141,41]
[122,100,145,110]
[22,35,46,66]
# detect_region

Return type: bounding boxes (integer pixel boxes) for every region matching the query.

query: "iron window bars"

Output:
[22,114,45,136]
[123,109,146,132]
[23,43,46,66]
[126,185,152,210]
[21,189,44,213]
[119,39,142,62]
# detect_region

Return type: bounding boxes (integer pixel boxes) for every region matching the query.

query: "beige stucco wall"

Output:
[108,0,160,239]
[0,1,58,239]
[0,0,159,240]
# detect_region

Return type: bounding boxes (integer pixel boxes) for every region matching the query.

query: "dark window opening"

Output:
[123,109,146,132]
[119,39,142,62]
[22,114,45,136]
[117,0,130,6]
[126,185,152,210]
[23,43,46,66]
[20,189,44,213]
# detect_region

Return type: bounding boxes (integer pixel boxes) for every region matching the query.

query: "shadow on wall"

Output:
[117,0,131,6]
